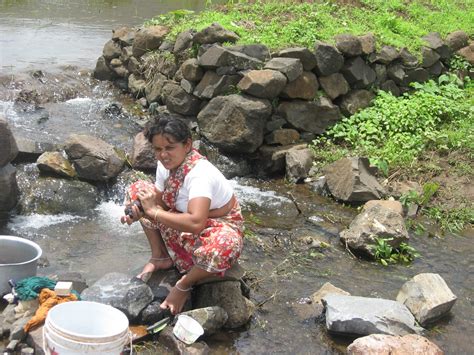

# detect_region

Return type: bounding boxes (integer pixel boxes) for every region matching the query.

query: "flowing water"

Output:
[1,1,473,354]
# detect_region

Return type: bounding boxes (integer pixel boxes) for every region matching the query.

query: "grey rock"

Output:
[181,58,204,82]
[81,272,153,320]
[193,23,239,45]
[347,334,444,355]
[421,47,441,68]
[341,56,376,89]
[164,83,201,116]
[314,41,344,76]
[18,176,98,214]
[446,30,469,51]
[127,56,141,75]
[400,48,419,68]
[158,327,210,354]
[65,134,124,181]
[93,56,117,81]
[280,71,319,100]
[198,45,262,71]
[338,89,375,116]
[0,164,19,212]
[103,39,122,60]
[404,68,429,86]
[428,61,446,76]
[174,29,196,53]
[0,118,18,167]
[285,147,313,183]
[358,33,376,55]
[26,325,45,355]
[237,69,287,99]
[323,294,422,336]
[387,63,406,85]
[457,43,474,65]
[112,26,135,46]
[193,281,255,329]
[396,273,457,326]
[372,46,400,64]
[340,204,408,257]
[197,94,272,153]
[422,32,451,60]
[145,72,168,104]
[264,57,303,82]
[335,34,363,57]
[9,317,30,341]
[181,307,228,335]
[276,47,317,71]
[380,80,400,97]
[132,25,169,58]
[227,44,270,62]
[193,71,241,99]
[373,63,387,86]
[120,46,133,63]
[130,131,157,170]
[319,73,349,100]
[278,97,341,134]
[181,79,196,94]
[324,157,386,203]
[37,151,77,178]
[265,129,300,146]
[128,74,146,98]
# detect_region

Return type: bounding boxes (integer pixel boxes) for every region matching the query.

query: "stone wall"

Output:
[0,117,19,221]
[94,23,473,176]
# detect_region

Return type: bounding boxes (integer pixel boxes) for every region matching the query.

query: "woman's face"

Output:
[152,133,192,172]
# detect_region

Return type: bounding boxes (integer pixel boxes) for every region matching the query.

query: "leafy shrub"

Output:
[325,74,471,168]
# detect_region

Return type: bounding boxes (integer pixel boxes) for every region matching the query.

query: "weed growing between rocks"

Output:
[370,237,420,266]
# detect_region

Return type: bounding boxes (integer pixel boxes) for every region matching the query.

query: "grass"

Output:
[146,0,474,54]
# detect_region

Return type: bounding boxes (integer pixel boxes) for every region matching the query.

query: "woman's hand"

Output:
[120,202,144,225]
[136,185,158,216]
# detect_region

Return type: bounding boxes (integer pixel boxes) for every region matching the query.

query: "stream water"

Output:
[1,1,473,354]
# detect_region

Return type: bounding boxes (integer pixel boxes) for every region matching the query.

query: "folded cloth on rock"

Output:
[23,288,78,332]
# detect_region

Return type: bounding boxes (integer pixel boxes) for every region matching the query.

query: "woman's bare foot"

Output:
[160,283,191,315]
[136,257,174,281]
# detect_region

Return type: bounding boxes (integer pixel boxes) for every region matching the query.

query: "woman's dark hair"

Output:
[145,116,192,144]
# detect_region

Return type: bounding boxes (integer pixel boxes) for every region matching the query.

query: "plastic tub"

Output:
[173,314,204,345]
[0,235,42,295]
[43,301,130,355]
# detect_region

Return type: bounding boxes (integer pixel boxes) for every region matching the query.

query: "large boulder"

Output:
[0,164,19,212]
[280,71,319,100]
[181,58,204,82]
[237,69,287,99]
[64,134,125,181]
[347,334,443,355]
[396,273,457,326]
[458,43,474,65]
[339,204,409,257]
[132,25,169,58]
[181,307,228,336]
[18,177,99,214]
[285,146,313,183]
[319,73,349,100]
[198,45,262,71]
[193,281,255,329]
[322,294,422,336]
[193,23,239,45]
[446,30,469,52]
[130,132,157,170]
[277,98,341,134]
[341,56,376,89]
[193,71,241,99]
[163,83,201,116]
[338,89,375,116]
[36,151,77,178]
[313,41,344,76]
[335,34,363,57]
[81,272,153,320]
[197,94,272,153]
[0,118,18,167]
[324,157,385,202]
[276,47,317,71]
[264,57,303,82]
[422,32,451,60]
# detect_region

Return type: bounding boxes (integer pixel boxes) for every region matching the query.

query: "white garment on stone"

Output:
[155,159,233,213]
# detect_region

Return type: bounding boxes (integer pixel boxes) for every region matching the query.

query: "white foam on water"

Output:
[94,201,143,235]
[65,97,93,105]
[8,213,85,231]
[230,179,291,207]
[0,100,20,122]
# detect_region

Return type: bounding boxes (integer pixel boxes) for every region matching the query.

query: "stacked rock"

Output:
[0,117,19,221]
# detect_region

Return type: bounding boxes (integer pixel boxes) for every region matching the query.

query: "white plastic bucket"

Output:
[43,301,130,355]
[173,314,204,345]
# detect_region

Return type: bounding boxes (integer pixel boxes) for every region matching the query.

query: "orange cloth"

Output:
[24,288,78,332]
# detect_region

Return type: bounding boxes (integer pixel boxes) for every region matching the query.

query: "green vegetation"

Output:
[370,237,420,266]
[320,75,472,168]
[146,0,473,53]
